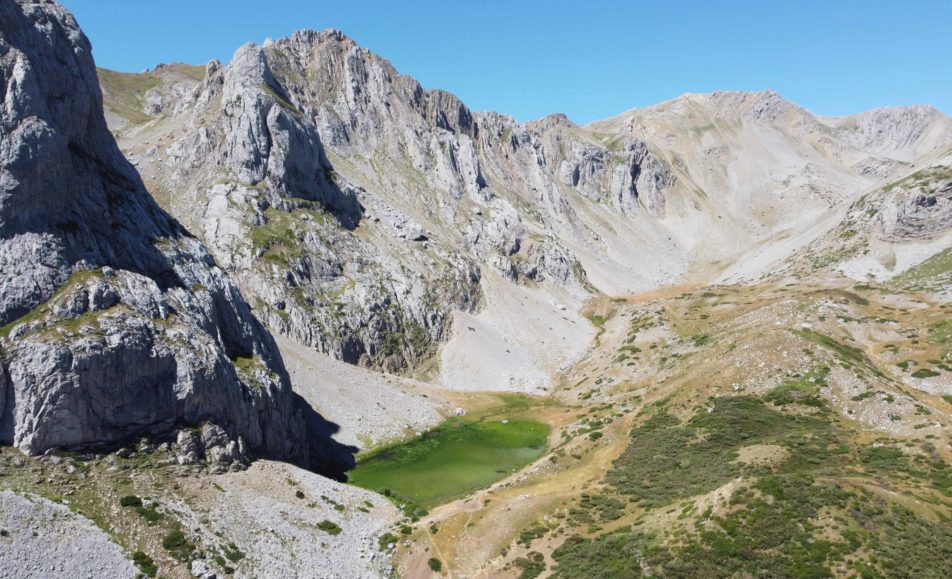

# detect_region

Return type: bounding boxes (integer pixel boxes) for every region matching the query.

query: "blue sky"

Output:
[62,0,951,123]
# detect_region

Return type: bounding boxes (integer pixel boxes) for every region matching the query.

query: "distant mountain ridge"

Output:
[96,29,952,389]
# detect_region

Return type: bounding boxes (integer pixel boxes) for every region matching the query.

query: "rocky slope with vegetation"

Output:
[788,148,952,284]
[2,0,952,577]
[398,271,952,578]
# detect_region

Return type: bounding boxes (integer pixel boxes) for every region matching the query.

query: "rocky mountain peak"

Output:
[659,89,810,125]
[711,88,803,122]
[267,27,353,52]
[527,112,578,133]
[4,5,952,577]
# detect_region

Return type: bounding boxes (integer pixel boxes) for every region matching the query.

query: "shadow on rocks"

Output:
[292,393,358,482]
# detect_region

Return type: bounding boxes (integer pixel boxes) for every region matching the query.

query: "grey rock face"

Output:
[827,159,952,245]
[173,424,243,468]
[214,42,363,225]
[556,138,673,217]
[105,29,682,370]
[124,31,490,370]
[0,1,307,461]
[793,156,952,277]
[876,169,952,242]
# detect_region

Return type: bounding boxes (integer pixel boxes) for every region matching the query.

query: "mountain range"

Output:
[1,2,951,578]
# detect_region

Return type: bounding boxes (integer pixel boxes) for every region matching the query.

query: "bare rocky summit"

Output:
[822,104,952,163]
[107,29,686,377]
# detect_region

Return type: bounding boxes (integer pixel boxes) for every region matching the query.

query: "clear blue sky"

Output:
[62,0,951,123]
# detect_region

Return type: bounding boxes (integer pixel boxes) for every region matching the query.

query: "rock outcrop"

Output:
[837,157,952,245]
[0,0,307,462]
[781,148,952,282]
[876,168,952,242]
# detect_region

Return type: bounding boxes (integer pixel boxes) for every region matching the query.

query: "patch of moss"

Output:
[119,495,142,507]
[428,557,443,572]
[928,320,952,346]
[795,328,865,364]
[162,529,194,561]
[579,493,625,521]
[223,542,245,563]
[518,524,549,547]
[892,248,952,291]
[135,506,164,524]
[514,552,545,578]
[316,520,342,535]
[378,532,397,551]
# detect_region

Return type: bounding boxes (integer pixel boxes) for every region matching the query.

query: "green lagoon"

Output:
[348,416,550,508]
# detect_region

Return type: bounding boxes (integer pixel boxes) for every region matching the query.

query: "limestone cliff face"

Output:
[0,0,306,462]
[103,30,681,369]
[874,168,952,243]
[823,105,952,164]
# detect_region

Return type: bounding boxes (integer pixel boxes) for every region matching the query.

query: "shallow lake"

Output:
[348,417,550,508]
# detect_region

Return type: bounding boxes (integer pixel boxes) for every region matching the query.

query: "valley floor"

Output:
[2,270,951,579]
